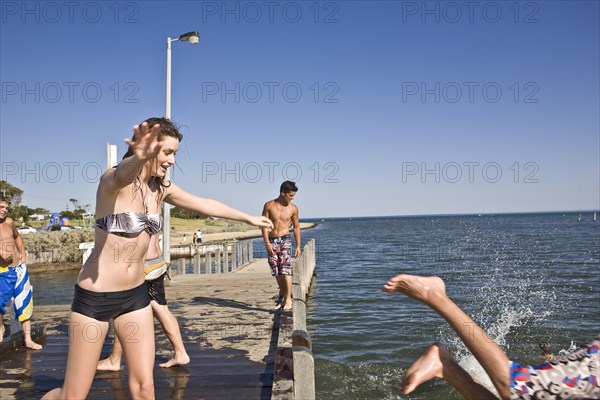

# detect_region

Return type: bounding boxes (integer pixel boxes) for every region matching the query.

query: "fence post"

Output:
[242,242,248,265]
[216,248,222,274]
[178,258,186,275]
[231,243,237,271]
[193,253,201,274]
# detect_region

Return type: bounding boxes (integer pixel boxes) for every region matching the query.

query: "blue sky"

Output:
[1,1,598,218]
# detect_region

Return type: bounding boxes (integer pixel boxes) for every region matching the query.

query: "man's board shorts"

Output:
[510,338,600,399]
[144,256,169,306]
[268,235,293,276]
[0,263,34,322]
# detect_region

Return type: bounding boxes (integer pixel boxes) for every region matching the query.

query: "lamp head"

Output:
[179,31,200,45]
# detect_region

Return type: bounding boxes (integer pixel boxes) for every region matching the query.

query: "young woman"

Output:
[43,118,273,399]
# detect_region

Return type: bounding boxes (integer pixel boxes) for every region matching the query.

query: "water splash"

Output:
[443,257,560,394]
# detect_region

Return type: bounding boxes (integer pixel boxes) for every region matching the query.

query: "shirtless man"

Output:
[261,181,301,311]
[0,195,42,349]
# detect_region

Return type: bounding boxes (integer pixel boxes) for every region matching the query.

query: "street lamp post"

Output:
[162,31,200,263]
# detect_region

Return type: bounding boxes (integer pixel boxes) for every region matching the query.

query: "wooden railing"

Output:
[169,240,254,275]
[77,240,254,275]
[272,239,316,400]
[291,239,316,400]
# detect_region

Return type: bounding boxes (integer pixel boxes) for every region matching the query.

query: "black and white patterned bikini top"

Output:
[95,212,162,237]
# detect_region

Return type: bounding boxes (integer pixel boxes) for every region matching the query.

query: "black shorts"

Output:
[146,274,167,306]
[71,282,150,322]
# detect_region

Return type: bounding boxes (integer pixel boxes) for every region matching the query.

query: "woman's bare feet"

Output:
[0,322,5,342]
[403,343,497,399]
[97,355,122,371]
[401,343,447,395]
[159,352,190,368]
[385,274,505,400]
[382,274,447,308]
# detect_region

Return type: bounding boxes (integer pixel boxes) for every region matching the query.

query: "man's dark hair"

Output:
[280,181,298,194]
[0,195,10,204]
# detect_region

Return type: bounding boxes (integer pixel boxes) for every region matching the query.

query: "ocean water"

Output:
[31,213,600,399]
[291,213,600,399]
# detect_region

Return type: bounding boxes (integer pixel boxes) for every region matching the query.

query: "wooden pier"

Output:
[0,240,317,400]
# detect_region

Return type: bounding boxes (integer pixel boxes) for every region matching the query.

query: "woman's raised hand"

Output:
[125,122,162,162]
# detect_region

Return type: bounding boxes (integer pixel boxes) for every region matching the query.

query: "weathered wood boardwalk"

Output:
[0,257,305,400]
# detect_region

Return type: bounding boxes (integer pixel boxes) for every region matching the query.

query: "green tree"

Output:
[0,181,27,222]
[171,207,204,219]
[0,180,23,207]
[69,198,81,211]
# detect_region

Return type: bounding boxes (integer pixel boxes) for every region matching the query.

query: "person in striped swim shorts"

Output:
[0,195,42,350]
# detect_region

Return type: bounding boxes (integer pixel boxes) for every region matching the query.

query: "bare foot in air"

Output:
[97,356,122,371]
[0,323,4,342]
[402,342,452,395]
[25,337,43,350]
[160,353,190,368]
[381,274,447,308]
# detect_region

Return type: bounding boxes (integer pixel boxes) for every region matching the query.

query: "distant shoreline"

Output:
[302,210,599,221]
[197,222,316,244]
[27,222,317,274]
[27,262,81,274]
